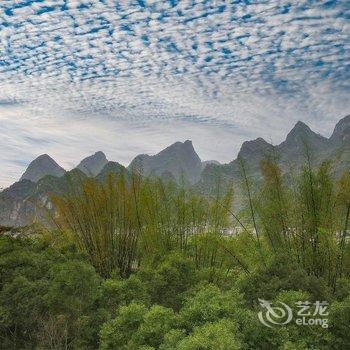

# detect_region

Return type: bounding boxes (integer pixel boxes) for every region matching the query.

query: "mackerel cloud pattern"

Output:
[0,0,349,122]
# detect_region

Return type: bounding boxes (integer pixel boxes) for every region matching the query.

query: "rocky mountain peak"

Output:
[281,120,327,151]
[128,140,202,184]
[158,140,201,165]
[77,151,108,176]
[183,139,194,149]
[96,161,126,181]
[160,140,195,154]
[128,154,150,173]
[285,121,313,141]
[330,115,350,144]
[20,154,65,183]
[238,137,273,159]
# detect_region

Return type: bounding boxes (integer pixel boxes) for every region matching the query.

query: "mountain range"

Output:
[0,115,349,227]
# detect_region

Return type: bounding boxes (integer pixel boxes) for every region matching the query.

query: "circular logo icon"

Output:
[258,298,293,328]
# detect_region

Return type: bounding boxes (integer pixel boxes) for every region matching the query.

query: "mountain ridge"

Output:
[128,140,202,184]
[76,151,108,177]
[19,154,66,183]
[1,115,349,227]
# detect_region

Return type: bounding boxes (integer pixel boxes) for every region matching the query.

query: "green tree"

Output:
[100,302,147,350]
[176,319,243,350]
[100,274,151,315]
[136,252,197,310]
[179,284,244,331]
[328,296,350,349]
[133,305,176,348]
[100,302,175,350]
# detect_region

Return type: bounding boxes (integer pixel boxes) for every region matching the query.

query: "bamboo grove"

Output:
[52,172,234,278]
[52,158,350,294]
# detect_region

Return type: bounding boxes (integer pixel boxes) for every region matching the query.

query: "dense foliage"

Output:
[0,160,349,349]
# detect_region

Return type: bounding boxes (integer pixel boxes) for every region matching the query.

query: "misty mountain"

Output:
[277,121,329,170]
[0,115,349,227]
[328,115,350,175]
[0,169,87,227]
[96,161,127,182]
[128,140,202,184]
[19,154,66,183]
[202,160,221,170]
[76,151,108,176]
[330,114,350,145]
[199,115,350,193]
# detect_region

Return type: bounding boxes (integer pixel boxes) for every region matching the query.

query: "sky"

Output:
[0,0,349,187]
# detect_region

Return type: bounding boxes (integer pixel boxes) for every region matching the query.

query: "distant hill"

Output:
[76,151,108,176]
[128,140,202,184]
[96,161,127,182]
[0,169,87,227]
[198,115,350,193]
[0,115,349,227]
[20,154,66,183]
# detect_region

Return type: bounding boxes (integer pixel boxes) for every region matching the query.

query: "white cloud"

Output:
[0,0,349,186]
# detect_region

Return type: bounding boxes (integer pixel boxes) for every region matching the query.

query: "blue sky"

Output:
[0,0,349,186]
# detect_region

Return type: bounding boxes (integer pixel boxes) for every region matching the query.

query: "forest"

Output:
[0,157,349,349]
